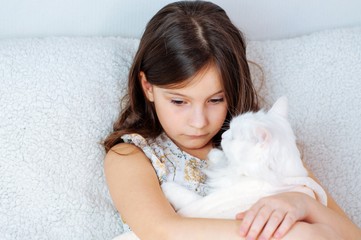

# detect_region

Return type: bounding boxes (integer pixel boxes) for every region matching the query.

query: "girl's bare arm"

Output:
[105,144,360,239]
[237,168,361,240]
[104,143,244,240]
[306,170,361,239]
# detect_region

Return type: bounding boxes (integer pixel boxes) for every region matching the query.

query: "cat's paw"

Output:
[161,182,201,211]
[161,182,178,197]
[208,148,227,167]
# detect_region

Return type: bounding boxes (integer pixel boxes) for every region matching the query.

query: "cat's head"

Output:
[220,96,299,175]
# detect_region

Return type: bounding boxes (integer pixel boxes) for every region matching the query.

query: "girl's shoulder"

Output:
[103,134,156,171]
[118,133,171,182]
[121,133,179,161]
[104,142,146,169]
[106,142,142,156]
[121,132,171,148]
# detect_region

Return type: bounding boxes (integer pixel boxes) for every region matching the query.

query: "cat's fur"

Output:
[162,96,327,218]
[115,97,327,239]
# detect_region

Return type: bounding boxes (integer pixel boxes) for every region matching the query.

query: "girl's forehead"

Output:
[162,62,222,88]
[177,64,222,88]
[160,64,223,95]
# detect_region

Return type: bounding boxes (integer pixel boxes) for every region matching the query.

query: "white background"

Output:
[1,0,361,40]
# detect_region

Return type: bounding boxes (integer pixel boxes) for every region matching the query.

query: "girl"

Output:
[104,1,360,239]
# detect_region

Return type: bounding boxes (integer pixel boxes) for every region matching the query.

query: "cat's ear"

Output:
[269,96,288,118]
[255,127,271,146]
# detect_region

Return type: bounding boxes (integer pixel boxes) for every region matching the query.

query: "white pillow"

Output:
[247,26,361,226]
[0,37,139,239]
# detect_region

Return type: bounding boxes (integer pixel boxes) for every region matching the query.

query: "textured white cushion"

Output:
[0,37,139,239]
[0,27,360,239]
[247,27,361,225]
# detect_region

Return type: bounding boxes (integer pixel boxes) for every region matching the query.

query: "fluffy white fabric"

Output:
[0,37,138,239]
[247,27,361,226]
[0,27,360,239]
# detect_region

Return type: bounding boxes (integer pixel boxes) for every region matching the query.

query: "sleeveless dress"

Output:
[119,132,209,233]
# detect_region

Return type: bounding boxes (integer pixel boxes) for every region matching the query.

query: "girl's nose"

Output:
[188,106,208,129]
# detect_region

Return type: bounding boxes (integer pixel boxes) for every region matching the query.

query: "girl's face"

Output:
[141,64,228,159]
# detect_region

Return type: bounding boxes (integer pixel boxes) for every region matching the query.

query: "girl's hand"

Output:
[236,192,311,240]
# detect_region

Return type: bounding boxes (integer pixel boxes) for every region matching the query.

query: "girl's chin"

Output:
[181,136,210,147]
[177,139,213,157]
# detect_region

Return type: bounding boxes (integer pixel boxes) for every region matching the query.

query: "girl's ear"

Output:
[140,71,154,102]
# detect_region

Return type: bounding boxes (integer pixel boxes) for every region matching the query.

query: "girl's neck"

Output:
[160,132,214,160]
[179,141,213,160]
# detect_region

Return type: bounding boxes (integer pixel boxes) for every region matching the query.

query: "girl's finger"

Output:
[245,205,273,239]
[273,212,297,239]
[239,208,259,236]
[235,211,246,220]
[239,200,266,236]
[259,210,285,240]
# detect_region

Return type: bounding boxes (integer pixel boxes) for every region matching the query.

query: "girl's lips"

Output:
[186,134,207,139]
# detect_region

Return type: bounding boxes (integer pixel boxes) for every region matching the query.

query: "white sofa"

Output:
[1,27,360,239]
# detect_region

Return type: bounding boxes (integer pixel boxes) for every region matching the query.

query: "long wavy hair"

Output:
[103,1,259,152]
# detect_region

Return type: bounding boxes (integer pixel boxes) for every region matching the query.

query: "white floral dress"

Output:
[120,132,209,233]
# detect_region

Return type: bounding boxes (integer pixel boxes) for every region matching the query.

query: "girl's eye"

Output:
[209,97,224,104]
[170,99,186,105]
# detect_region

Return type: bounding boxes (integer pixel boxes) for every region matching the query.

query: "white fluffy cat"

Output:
[161,96,327,218]
[113,96,327,239]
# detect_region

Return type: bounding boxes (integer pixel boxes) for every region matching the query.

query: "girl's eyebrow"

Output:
[163,90,224,98]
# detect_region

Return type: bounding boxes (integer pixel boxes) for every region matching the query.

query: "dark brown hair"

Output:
[104,1,259,152]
